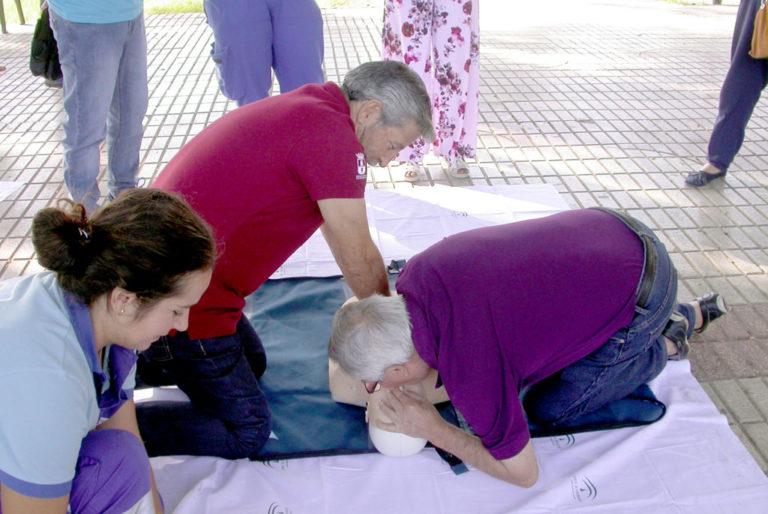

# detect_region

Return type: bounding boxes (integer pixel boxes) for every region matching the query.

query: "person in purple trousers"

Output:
[204,0,325,106]
[688,0,768,186]
[0,189,215,514]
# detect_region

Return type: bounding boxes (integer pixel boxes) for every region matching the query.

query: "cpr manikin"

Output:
[366,385,428,457]
[328,358,447,457]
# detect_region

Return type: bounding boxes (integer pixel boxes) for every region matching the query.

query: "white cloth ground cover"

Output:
[148,185,768,512]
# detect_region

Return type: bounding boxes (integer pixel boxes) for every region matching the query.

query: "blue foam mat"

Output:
[244,277,666,461]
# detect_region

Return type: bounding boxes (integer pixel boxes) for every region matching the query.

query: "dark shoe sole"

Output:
[694,292,728,334]
[664,312,690,361]
[685,169,726,187]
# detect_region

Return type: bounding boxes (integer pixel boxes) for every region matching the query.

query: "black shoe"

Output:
[664,312,690,361]
[685,168,727,186]
[693,292,728,334]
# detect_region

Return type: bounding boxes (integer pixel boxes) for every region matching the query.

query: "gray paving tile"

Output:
[731,423,768,472]
[742,423,768,472]
[709,380,763,424]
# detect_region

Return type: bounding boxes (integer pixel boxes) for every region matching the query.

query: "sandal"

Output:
[448,158,470,179]
[404,163,424,183]
[663,311,690,361]
[693,292,728,333]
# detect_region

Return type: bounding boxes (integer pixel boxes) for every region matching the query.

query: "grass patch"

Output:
[4,0,40,25]
[145,0,202,15]
[3,0,382,25]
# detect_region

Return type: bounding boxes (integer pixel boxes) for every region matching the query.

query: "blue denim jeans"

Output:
[204,0,325,106]
[49,11,148,212]
[135,316,271,459]
[523,211,695,426]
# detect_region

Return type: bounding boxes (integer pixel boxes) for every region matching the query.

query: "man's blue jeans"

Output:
[523,212,696,426]
[135,316,272,459]
[49,11,148,212]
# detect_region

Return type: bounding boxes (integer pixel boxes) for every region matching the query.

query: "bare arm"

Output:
[97,400,163,513]
[318,198,389,298]
[378,388,539,487]
[0,486,68,514]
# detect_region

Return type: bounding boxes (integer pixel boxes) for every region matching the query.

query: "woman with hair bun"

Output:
[0,189,216,514]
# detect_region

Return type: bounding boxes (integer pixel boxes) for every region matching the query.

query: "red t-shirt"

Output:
[153,83,367,339]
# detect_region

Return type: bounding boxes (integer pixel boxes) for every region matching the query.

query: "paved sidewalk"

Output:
[1,0,767,472]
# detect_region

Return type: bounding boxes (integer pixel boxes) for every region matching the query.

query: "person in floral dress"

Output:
[382,0,479,181]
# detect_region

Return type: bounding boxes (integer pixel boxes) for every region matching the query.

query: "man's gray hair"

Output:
[328,294,415,382]
[342,61,435,143]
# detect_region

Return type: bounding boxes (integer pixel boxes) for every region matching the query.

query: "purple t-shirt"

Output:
[395,209,644,460]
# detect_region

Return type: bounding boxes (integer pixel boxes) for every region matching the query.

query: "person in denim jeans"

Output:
[328,208,727,487]
[137,61,435,460]
[48,0,148,212]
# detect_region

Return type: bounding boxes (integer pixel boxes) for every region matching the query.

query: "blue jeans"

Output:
[204,0,325,106]
[49,11,148,212]
[135,316,271,459]
[523,211,695,426]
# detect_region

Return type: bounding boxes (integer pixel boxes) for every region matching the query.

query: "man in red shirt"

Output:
[136,61,434,459]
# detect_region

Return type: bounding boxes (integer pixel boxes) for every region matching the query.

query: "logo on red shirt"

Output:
[356,153,367,180]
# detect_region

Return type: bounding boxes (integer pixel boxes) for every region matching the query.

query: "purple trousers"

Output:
[1,430,154,514]
[708,0,768,172]
[204,0,325,106]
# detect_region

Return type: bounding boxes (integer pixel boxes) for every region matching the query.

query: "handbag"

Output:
[750,0,768,59]
[29,6,62,81]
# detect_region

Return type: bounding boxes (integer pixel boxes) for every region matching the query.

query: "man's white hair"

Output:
[328,294,414,381]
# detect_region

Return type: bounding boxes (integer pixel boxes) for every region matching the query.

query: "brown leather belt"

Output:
[590,207,656,309]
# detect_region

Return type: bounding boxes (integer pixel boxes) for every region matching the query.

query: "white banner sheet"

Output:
[151,362,768,513]
[270,184,570,279]
[150,185,768,512]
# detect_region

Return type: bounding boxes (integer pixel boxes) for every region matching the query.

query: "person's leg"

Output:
[271,0,325,94]
[238,315,267,379]
[204,0,273,106]
[69,430,156,514]
[135,315,271,459]
[48,12,127,212]
[702,0,768,177]
[106,13,148,202]
[430,0,479,175]
[523,216,675,426]
[382,0,430,168]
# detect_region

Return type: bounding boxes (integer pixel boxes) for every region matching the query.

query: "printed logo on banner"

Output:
[548,434,576,449]
[570,475,598,502]
[262,460,290,470]
[356,153,367,180]
[267,502,292,514]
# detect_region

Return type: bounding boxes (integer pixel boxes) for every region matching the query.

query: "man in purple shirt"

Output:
[328,208,727,487]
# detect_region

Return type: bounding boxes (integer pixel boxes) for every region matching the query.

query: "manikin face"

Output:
[116,268,212,352]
